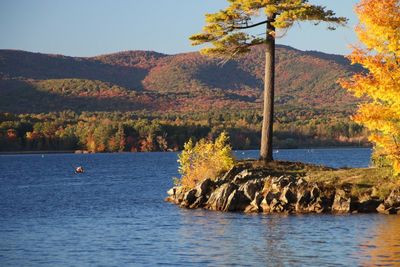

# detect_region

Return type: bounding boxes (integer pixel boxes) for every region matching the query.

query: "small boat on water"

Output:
[75,166,84,174]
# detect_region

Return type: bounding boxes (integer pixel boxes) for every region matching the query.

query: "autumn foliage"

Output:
[340,0,400,174]
[177,132,235,188]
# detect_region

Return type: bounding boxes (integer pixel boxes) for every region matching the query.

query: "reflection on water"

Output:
[360,216,400,266]
[177,209,400,266]
[0,150,398,266]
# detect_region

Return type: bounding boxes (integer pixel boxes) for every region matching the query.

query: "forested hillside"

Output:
[0,45,361,113]
[0,46,367,151]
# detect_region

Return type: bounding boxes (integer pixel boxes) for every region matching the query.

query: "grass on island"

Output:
[238,160,399,200]
[306,166,397,200]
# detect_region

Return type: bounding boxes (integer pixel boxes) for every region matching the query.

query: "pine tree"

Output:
[340,0,400,174]
[190,0,347,162]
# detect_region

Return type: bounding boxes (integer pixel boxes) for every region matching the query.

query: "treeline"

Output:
[0,111,368,152]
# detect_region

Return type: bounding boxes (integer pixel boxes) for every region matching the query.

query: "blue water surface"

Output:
[0,148,399,266]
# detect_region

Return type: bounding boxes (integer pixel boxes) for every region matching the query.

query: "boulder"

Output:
[239,179,265,200]
[332,189,352,213]
[232,169,253,184]
[260,197,271,213]
[385,188,400,208]
[269,199,285,213]
[296,188,311,207]
[357,195,382,213]
[245,192,264,213]
[206,183,238,211]
[224,190,251,212]
[215,163,252,185]
[194,178,214,198]
[175,186,186,203]
[310,185,320,201]
[271,176,288,191]
[167,187,176,196]
[377,188,400,214]
[265,190,281,205]
[280,186,297,204]
[261,193,292,213]
[296,177,308,186]
[165,186,186,204]
[376,203,399,214]
[190,195,207,209]
[180,188,198,208]
[307,197,325,213]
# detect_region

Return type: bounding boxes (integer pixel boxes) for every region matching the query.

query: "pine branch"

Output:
[231,20,268,29]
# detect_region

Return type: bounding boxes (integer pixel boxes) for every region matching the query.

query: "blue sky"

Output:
[0,0,359,57]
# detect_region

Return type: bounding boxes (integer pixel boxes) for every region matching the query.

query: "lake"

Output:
[1,148,399,266]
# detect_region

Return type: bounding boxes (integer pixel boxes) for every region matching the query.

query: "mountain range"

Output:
[0,45,361,116]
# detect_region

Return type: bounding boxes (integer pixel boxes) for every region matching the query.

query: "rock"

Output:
[377,188,400,214]
[308,197,325,213]
[296,178,307,186]
[377,203,398,215]
[232,169,253,184]
[165,186,186,204]
[215,163,252,185]
[280,186,297,204]
[265,190,280,205]
[260,197,271,213]
[164,196,175,203]
[224,190,251,212]
[195,178,214,198]
[176,187,186,202]
[239,179,265,200]
[332,189,351,213]
[297,188,311,206]
[310,185,320,200]
[269,199,284,212]
[245,192,263,213]
[307,187,335,213]
[385,188,400,208]
[357,195,382,213]
[180,188,197,208]
[271,176,286,191]
[190,195,207,209]
[295,189,311,213]
[166,161,398,215]
[167,187,176,196]
[206,183,238,211]
[377,203,387,214]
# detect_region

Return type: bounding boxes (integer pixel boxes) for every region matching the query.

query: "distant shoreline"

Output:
[0,146,372,155]
[0,150,76,155]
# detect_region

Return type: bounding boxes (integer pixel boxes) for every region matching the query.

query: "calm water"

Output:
[1,148,399,266]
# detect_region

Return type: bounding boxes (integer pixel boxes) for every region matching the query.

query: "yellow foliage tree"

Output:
[178,132,235,188]
[340,0,400,174]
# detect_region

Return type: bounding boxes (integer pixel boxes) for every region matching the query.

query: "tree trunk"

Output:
[260,18,275,162]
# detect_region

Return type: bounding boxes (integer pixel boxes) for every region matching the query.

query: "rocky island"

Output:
[166,160,400,215]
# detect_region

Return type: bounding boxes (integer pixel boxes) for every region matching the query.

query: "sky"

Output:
[0,0,360,57]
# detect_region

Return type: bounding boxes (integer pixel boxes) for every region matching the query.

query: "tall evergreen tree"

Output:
[190,0,347,162]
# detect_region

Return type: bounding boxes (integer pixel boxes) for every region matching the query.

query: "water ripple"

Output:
[1,150,399,266]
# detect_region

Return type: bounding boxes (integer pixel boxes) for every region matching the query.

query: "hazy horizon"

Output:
[0,0,359,57]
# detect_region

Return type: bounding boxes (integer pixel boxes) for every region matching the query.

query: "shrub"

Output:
[177,132,235,188]
[372,148,400,176]
[372,149,393,169]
